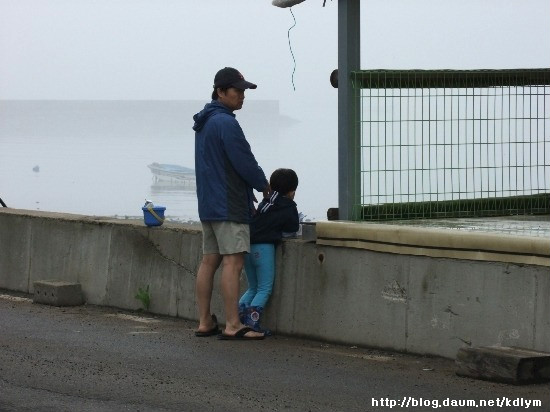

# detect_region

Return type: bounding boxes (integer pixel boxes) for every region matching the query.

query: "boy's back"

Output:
[250,192,299,244]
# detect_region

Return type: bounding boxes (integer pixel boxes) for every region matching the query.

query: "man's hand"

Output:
[263,184,271,200]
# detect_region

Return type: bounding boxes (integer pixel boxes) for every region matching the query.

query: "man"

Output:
[192,67,269,340]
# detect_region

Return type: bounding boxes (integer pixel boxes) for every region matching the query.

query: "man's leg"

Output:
[221,253,263,338]
[195,253,222,333]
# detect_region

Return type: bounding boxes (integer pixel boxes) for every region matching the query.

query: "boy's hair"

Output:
[270,168,298,195]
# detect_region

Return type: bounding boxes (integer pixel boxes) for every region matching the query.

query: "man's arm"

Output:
[221,118,268,193]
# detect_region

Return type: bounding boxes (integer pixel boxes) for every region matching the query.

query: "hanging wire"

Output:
[287,8,297,91]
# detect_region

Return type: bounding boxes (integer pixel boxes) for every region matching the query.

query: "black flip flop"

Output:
[194,314,220,337]
[218,326,265,340]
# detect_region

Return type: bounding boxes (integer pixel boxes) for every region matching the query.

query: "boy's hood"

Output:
[257,192,295,214]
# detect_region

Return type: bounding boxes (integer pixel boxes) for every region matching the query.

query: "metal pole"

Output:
[338,0,360,220]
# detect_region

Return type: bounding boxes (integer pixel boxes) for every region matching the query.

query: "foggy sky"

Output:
[1,0,549,114]
[0,0,549,219]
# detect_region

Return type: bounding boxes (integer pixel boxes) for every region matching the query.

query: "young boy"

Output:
[239,168,300,335]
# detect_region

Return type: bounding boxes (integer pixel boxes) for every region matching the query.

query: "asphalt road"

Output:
[0,291,548,412]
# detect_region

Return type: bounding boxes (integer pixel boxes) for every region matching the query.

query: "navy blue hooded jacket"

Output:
[250,191,299,244]
[193,101,268,223]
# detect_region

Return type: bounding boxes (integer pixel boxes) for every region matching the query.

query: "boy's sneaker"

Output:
[245,306,272,336]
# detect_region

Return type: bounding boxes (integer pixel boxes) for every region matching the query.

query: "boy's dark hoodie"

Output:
[250,191,299,244]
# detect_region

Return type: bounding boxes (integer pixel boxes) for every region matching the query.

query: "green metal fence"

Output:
[352,69,550,220]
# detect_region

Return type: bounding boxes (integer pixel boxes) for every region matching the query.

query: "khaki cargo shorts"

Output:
[201,221,250,255]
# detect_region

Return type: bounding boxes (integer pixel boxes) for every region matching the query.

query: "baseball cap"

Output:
[213,67,257,90]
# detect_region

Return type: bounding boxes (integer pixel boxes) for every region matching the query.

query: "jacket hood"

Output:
[192,101,234,132]
[257,192,295,214]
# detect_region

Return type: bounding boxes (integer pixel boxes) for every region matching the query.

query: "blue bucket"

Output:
[142,206,166,227]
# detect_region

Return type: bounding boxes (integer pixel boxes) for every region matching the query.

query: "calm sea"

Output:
[0,100,337,222]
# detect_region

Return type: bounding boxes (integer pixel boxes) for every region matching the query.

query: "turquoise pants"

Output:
[239,243,275,308]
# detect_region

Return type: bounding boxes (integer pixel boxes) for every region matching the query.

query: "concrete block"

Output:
[456,346,550,384]
[301,222,317,242]
[33,280,85,306]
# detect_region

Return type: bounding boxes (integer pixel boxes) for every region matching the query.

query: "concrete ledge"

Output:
[456,346,550,384]
[316,221,550,267]
[33,280,85,306]
[1,208,549,359]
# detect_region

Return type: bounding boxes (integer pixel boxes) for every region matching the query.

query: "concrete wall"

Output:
[1,208,548,359]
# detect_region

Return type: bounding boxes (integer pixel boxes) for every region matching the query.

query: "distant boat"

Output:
[147,162,195,186]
